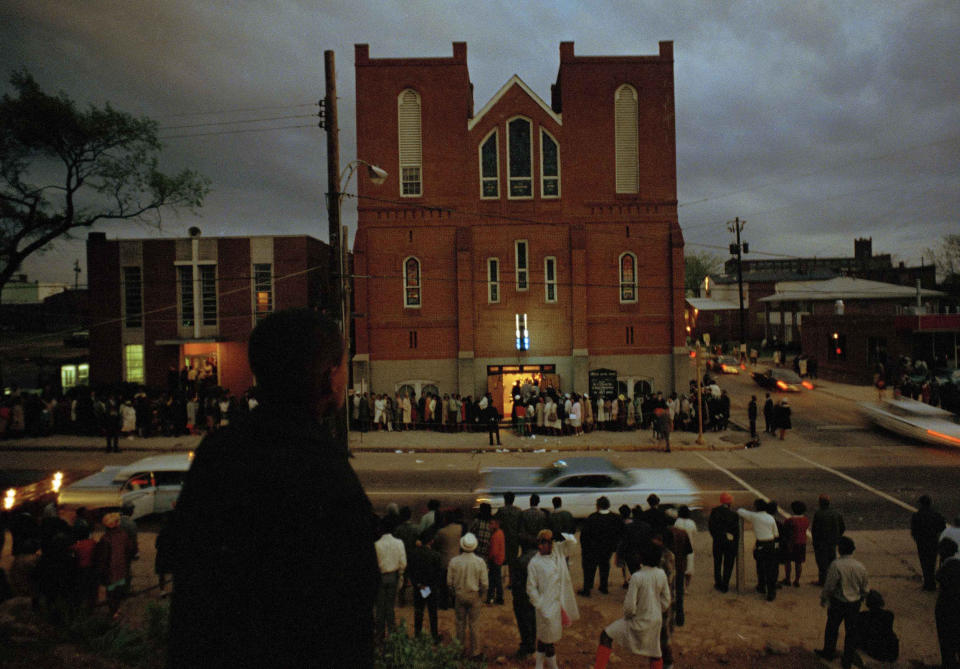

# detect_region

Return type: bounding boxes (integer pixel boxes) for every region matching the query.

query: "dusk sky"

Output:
[3,1,958,287]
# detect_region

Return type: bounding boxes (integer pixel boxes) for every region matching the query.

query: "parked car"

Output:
[58,453,192,520]
[750,367,814,392]
[474,457,700,517]
[707,355,742,374]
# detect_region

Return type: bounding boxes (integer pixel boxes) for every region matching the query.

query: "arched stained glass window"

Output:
[403,256,421,308]
[619,252,637,303]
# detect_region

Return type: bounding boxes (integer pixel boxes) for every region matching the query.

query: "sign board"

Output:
[589,368,618,399]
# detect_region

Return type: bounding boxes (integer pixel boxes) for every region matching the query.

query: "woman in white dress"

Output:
[527,529,578,669]
[593,545,671,669]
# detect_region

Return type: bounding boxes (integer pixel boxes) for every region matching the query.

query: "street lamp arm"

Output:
[338,160,388,193]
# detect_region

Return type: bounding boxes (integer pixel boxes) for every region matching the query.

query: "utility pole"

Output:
[73,260,81,291]
[727,217,748,352]
[320,49,348,453]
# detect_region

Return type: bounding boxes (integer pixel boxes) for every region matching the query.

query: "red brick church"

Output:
[351,41,686,415]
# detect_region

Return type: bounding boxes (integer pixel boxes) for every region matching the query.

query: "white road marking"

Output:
[694,453,769,501]
[779,449,917,513]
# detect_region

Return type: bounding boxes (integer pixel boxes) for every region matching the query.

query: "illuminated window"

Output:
[61,365,76,389]
[619,252,637,303]
[488,258,500,303]
[253,263,273,322]
[508,118,532,198]
[515,240,529,291]
[403,256,421,308]
[544,256,557,303]
[398,89,422,197]
[480,130,499,198]
[78,363,89,385]
[125,344,145,384]
[615,85,639,193]
[122,266,142,328]
[540,129,559,198]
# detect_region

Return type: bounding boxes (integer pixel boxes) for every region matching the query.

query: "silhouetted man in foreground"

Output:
[168,309,379,668]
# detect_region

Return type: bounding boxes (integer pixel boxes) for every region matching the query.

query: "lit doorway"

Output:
[486,364,558,420]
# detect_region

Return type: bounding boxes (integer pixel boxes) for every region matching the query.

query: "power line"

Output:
[159,114,315,131]
[154,103,317,119]
[158,124,316,140]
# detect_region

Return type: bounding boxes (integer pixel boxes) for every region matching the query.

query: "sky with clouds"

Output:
[3,0,958,286]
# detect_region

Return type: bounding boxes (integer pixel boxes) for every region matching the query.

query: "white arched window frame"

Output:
[398,89,422,197]
[615,85,639,194]
[403,256,422,308]
[479,128,499,199]
[507,116,533,199]
[540,128,560,198]
[487,257,500,303]
[619,252,638,303]
[544,256,558,303]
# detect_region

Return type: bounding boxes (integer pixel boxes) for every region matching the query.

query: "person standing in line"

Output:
[668,517,692,627]
[103,394,121,453]
[447,533,488,659]
[95,512,134,619]
[781,500,810,587]
[763,393,774,434]
[815,536,868,668]
[435,511,464,610]
[592,543,671,669]
[747,395,758,439]
[935,538,960,669]
[911,494,946,591]
[374,517,407,644]
[812,494,846,586]
[674,505,697,592]
[418,498,441,535]
[527,529,579,669]
[168,309,379,669]
[484,397,502,446]
[737,499,780,601]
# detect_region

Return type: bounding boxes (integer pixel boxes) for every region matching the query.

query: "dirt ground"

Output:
[2,521,941,669]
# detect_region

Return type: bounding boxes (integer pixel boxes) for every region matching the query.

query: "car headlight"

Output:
[3,488,15,511]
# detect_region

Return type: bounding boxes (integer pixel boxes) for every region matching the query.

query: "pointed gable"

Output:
[468,75,561,131]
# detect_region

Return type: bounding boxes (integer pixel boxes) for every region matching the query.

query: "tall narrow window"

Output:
[541,129,559,198]
[253,263,273,322]
[488,258,500,303]
[124,344,145,384]
[122,266,142,327]
[200,265,217,325]
[480,130,499,198]
[619,252,637,302]
[403,257,421,308]
[615,85,639,193]
[508,118,532,198]
[398,89,422,196]
[178,265,194,327]
[515,240,528,291]
[544,256,557,303]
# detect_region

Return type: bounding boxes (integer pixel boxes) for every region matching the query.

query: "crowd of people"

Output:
[0,377,258,448]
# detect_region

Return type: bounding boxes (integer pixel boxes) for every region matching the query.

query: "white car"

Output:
[474,457,700,518]
[860,398,960,448]
[58,453,193,519]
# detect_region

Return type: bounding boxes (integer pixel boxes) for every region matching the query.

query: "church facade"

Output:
[351,41,686,415]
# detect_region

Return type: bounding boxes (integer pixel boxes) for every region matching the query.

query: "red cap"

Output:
[720,492,733,505]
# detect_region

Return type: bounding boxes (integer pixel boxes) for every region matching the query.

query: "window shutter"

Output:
[615,85,639,193]
[398,90,422,195]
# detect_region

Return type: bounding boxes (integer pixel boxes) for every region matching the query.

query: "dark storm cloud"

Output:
[2,0,957,284]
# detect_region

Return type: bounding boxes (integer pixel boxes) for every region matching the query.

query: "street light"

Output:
[340,160,388,189]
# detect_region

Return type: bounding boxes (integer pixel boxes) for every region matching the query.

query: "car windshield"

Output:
[536,465,563,483]
[771,369,802,383]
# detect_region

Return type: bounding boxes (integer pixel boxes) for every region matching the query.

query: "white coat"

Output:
[604,565,671,657]
[526,536,579,643]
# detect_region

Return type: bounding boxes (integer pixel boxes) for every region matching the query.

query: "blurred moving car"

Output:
[860,397,960,448]
[58,453,192,519]
[750,367,814,392]
[707,355,742,374]
[474,457,700,517]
